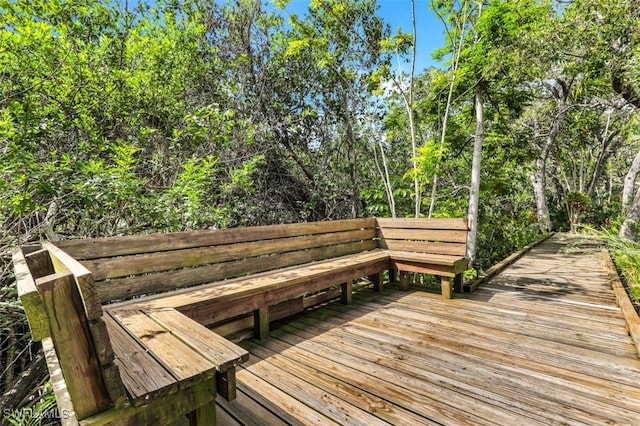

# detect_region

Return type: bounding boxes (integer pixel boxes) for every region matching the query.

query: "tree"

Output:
[432,0,552,259]
[279,0,388,219]
[541,0,638,237]
[621,119,640,240]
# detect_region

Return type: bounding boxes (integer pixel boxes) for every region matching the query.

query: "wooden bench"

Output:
[14,243,248,425]
[13,217,468,425]
[377,218,469,297]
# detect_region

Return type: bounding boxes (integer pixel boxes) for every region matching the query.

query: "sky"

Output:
[278,0,447,72]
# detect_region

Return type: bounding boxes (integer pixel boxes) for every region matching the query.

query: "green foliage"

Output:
[160,155,220,229]
[404,138,446,187]
[379,29,413,56]
[567,192,591,208]
[3,383,58,426]
[586,226,640,301]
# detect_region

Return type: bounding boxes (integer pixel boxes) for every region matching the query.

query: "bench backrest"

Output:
[54,218,379,303]
[376,218,469,256]
[52,217,469,304]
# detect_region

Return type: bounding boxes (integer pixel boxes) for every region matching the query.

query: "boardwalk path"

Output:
[217,234,640,425]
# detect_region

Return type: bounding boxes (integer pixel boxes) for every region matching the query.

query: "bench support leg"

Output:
[453,273,464,293]
[441,277,452,299]
[217,368,237,401]
[389,269,397,284]
[369,271,383,292]
[254,307,269,340]
[341,280,353,304]
[399,271,410,291]
[188,400,217,426]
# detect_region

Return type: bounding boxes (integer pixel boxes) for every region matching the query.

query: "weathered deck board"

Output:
[218,234,640,425]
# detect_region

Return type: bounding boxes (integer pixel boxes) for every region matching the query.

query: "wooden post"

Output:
[254,306,269,340]
[441,277,452,299]
[341,280,353,304]
[40,244,128,407]
[399,271,410,291]
[43,242,102,320]
[369,272,383,292]
[37,272,111,419]
[453,273,464,293]
[13,248,51,341]
[216,369,237,401]
[388,269,397,284]
[188,401,217,426]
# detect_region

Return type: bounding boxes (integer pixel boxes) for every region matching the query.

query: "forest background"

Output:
[1,0,639,421]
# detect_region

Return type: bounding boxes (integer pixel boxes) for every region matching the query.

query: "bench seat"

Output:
[14,244,249,425]
[387,250,468,275]
[107,250,391,328]
[386,251,468,296]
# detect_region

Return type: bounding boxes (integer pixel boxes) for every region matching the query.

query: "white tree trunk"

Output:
[531,158,552,232]
[623,149,640,210]
[620,188,640,241]
[372,141,396,217]
[409,0,420,217]
[467,89,483,260]
[620,149,640,241]
[530,94,568,233]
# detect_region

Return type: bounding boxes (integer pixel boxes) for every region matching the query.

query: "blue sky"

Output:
[278,0,447,72]
[376,0,446,71]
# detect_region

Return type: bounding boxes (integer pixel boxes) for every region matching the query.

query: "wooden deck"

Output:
[214,234,640,425]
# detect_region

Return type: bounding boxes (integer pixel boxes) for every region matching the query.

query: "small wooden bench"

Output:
[14,217,469,425]
[378,218,469,297]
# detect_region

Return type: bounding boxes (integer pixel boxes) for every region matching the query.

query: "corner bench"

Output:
[13,217,468,425]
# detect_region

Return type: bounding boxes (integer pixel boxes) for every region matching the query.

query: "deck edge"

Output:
[601,248,640,359]
[464,232,555,293]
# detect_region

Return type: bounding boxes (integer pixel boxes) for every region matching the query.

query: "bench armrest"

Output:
[108,307,248,402]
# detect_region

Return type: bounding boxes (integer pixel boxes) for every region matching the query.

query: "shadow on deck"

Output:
[215,234,640,425]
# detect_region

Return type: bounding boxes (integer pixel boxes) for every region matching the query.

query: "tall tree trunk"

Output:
[530,85,570,232]
[408,0,419,217]
[621,188,640,241]
[373,141,396,217]
[585,111,621,198]
[586,133,623,198]
[531,158,552,232]
[342,93,358,218]
[623,149,640,210]
[547,155,566,205]
[467,88,483,260]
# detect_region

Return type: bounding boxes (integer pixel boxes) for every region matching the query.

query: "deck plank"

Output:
[216,389,289,426]
[215,234,640,425]
[247,343,433,425]
[261,334,497,425]
[312,302,640,420]
[282,315,625,425]
[235,365,340,425]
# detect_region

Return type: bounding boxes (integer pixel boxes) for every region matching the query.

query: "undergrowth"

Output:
[585,227,640,307]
